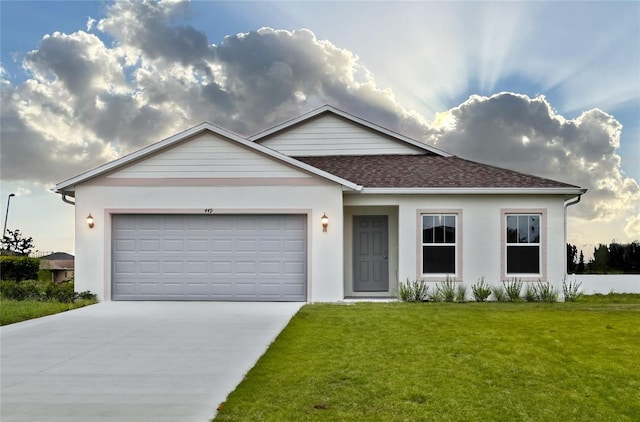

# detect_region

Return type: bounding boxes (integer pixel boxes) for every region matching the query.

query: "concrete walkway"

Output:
[1,301,303,422]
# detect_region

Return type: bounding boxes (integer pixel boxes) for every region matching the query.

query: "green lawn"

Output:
[215,295,640,421]
[0,299,96,326]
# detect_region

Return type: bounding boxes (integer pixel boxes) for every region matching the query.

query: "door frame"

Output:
[343,206,399,298]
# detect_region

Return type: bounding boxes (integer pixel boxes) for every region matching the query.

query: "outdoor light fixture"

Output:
[321,213,329,232]
[86,213,94,229]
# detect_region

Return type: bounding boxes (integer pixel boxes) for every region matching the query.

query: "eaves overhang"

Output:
[350,187,588,195]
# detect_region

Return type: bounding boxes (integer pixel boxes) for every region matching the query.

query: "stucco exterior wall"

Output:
[74,183,345,302]
[344,194,568,296]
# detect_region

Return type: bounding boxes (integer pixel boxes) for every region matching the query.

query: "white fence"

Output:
[568,274,640,294]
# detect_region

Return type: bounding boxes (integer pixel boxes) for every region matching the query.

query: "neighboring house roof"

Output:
[296,155,586,194]
[250,105,451,157]
[42,252,74,260]
[54,122,361,195]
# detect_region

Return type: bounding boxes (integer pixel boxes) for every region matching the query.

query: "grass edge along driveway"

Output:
[0,299,96,326]
[215,297,640,421]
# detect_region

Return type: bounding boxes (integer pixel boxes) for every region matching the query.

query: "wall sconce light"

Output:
[86,213,94,228]
[321,213,329,232]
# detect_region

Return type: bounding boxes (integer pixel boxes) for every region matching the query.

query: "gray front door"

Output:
[353,215,389,292]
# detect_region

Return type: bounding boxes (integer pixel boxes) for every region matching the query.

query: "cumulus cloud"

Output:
[1,0,638,241]
[427,93,640,222]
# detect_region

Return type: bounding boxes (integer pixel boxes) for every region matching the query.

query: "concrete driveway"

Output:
[1,301,303,422]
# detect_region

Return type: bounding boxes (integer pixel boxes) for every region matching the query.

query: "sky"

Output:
[0,0,639,260]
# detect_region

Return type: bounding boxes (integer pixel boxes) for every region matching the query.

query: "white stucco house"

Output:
[54,105,586,302]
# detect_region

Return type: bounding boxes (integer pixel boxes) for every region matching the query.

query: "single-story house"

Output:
[54,105,586,302]
[40,252,75,283]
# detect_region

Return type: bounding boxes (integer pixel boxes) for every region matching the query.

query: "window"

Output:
[422,214,457,275]
[506,214,541,274]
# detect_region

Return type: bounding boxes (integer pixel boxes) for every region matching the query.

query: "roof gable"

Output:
[106,131,315,179]
[55,123,360,194]
[250,105,450,157]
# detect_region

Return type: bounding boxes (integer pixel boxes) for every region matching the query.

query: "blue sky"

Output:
[1,0,639,256]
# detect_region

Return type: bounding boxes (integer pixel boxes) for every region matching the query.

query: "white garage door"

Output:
[112,214,307,301]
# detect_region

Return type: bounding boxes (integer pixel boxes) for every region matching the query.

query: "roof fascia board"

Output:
[249,105,452,157]
[353,187,588,195]
[55,122,360,192]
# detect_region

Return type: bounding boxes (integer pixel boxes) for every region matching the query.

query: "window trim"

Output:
[416,209,463,281]
[501,209,547,280]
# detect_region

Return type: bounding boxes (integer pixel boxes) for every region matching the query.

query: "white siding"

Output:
[109,133,311,179]
[258,114,425,156]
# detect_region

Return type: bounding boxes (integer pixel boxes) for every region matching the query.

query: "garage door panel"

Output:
[139,261,160,274]
[260,240,281,251]
[114,239,136,252]
[186,239,208,252]
[163,261,184,274]
[212,239,232,251]
[112,214,307,301]
[114,261,136,275]
[212,261,233,274]
[235,261,257,274]
[284,261,305,275]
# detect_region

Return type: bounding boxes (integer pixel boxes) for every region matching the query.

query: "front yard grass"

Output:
[0,299,96,326]
[215,295,640,421]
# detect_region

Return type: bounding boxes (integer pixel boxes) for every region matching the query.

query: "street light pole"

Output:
[3,193,16,237]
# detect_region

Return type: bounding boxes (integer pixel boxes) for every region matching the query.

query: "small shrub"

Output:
[455,283,467,303]
[0,280,41,300]
[523,283,538,302]
[436,276,457,302]
[399,279,429,302]
[77,291,97,301]
[492,284,507,302]
[0,256,40,281]
[536,281,558,303]
[562,278,583,302]
[471,277,491,302]
[503,278,523,302]
[45,282,76,303]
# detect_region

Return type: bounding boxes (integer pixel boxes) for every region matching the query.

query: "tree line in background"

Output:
[567,241,640,274]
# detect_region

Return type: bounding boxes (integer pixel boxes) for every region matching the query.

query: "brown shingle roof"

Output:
[295,155,580,189]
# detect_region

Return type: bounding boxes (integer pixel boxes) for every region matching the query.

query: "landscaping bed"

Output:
[215,295,640,421]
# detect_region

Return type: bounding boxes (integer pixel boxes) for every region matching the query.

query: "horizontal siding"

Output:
[259,114,424,156]
[110,133,311,179]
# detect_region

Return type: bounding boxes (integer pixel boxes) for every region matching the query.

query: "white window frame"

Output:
[417,210,462,280]
[501,209,547,280]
